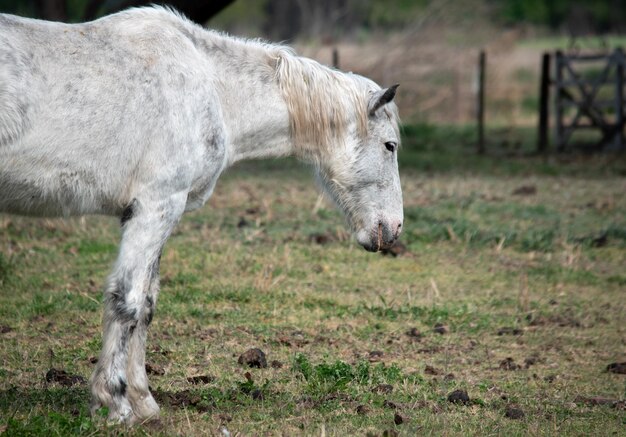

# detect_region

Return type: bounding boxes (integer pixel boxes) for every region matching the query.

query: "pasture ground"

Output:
[1,126,625,436]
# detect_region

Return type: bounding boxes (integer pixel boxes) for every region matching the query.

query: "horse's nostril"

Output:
[395,222,402,237]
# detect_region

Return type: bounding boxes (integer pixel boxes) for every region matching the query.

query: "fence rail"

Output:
[552,48,625,151]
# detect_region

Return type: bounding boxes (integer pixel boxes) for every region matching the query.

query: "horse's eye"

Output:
[384,141,397,152]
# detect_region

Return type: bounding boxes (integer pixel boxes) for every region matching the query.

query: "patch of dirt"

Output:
[424,365,441,375]
[309,232,334,245]
[405,327,422,340]
[499,357,521,371]
[197,329,219,341]
[218,413,233,424]
[251,389,264,400]
[372,384,394,394]
[270,360,283,369]
[380,241,410,257]
[433,323,448,335]
[512,185,537,196]
[187,375,215,385]
[393,412,405,425]
[383,399,399,409]
[356,404,370,415]
[523,354,542,368]
[606,362,626,374]
[544,374,557,383]
[417,345,443,354]
[574,396,624,409]
[238,348,268,368]
[443,373,456,381]
[497,327,523,336]
[145,363,165,376]
[0,325,12,334]
[447,389,470,405]
[527,313,581,328]
[504,405,525,419]
[368,350,384,362]
[154,389,213,412]
[45,368,86,387]
[277,331,308,347]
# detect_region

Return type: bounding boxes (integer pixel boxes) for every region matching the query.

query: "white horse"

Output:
[0,7,403,423]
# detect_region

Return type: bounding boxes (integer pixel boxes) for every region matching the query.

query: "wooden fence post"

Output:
[615,48,624,150]
[554,50,565,152]
[537,52,551,153]
[332,48,339,69]
[477,50,486,154]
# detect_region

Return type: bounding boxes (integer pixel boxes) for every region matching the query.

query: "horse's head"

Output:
[317,83,403,252]
[275,54,403,251]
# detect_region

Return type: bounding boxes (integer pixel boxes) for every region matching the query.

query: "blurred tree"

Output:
[0,0,234,23]
[493,0,626,32]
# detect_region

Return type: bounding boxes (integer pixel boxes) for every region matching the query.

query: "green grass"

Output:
[1,125,625,435]
[519,34,626,51]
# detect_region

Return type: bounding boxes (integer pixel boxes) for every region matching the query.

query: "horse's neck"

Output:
[209,44,293,164]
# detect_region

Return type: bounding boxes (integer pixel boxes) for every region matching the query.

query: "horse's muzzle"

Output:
[358,219,402,252]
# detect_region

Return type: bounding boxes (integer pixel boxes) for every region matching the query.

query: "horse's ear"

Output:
[368,84,399,116]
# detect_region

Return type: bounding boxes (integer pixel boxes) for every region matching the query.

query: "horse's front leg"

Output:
[90,194,185,423]
[125,251,161,423]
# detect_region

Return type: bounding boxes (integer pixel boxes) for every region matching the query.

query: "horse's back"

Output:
[0,10,220,217]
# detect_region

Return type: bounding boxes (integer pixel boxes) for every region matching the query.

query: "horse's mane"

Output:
[117,7,376,160]
[272,49,370,160]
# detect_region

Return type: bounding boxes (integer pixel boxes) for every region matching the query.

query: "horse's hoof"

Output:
[129,396,160,424]
[107,406,133,424]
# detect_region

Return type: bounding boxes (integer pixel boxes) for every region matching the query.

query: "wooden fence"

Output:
[539,48,626,152]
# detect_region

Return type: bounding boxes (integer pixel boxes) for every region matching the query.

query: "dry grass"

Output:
[1,135,625,435]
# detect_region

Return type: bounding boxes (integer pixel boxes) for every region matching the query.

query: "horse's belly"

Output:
[0,148,123,217]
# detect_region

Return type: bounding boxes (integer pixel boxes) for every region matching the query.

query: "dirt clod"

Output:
[405,327,422,340]
[270,360,283,369]
[544,374,557,383]
[45,368,86,387]
[372,384,394,394]
[310,232,334,245]
[187,375,215,385]
[155,389,213,412]
[146,363,165,375]
[383,399,398,409]
[382,430,399,437]
[424,365,440,375]
[434,323,448,334]
[504,406,525,419]
[574,396,621,408]
[447,389,470,405]
[368,350,384,362]
[356,404,370,415]
[238,348,267,368]
[497,327,523,336]
[380,241,409,257]
[0,325,12,334]
[512,185,537,196]
[393,413,405,425]
[606,362,626,374]
[524,355,540,368]
[251,389,264,400]
[443,373,456,381]
[499,357,520,371]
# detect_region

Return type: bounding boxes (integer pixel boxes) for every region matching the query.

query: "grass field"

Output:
[1,126,625,436]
